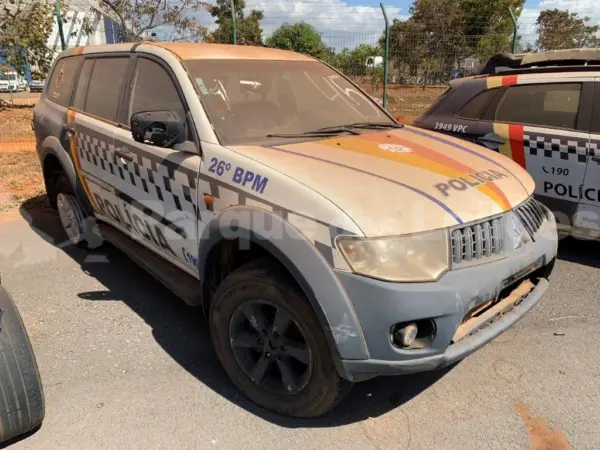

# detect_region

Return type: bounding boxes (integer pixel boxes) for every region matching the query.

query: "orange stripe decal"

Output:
[319,132,512,210]
[494,123,526,169]
[67,109,97,210]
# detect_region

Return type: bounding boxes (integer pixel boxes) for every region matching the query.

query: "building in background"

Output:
[47,0,121,57]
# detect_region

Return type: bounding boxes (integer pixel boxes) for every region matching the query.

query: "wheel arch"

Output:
[197,207,370,377]
[41,136,77,205]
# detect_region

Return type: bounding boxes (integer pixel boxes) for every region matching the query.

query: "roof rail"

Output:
[478,48,600,75]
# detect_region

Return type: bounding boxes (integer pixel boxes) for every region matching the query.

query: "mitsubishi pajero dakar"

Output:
[33,42,558,417]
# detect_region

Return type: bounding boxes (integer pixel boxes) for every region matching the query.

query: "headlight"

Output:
[336,230,450,282]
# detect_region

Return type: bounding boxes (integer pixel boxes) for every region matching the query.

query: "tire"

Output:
[209,259,352,418]
[0,284,45,444]
[55,174,103,250]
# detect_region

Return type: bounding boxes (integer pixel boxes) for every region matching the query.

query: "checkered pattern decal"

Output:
[523,131,600,164]
[75,126,353,270]
[77,130,198,222]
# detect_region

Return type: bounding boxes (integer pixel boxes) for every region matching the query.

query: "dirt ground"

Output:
[361,84,446,123]
[0,106,43,213]
[0,146,45,213]
[0,106,35,142]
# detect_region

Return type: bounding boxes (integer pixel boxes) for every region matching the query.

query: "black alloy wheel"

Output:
[229,300,313,396]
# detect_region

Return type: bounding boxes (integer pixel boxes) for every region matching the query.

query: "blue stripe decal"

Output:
[272,146,463,224]
[403,127,519,179]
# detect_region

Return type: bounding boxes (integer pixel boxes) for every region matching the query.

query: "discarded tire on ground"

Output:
[0,281,45,444]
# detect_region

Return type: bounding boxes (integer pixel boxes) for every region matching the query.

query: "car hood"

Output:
[229,126,535,237]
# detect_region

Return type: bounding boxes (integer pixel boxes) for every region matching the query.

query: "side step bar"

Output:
[97,222,203,306]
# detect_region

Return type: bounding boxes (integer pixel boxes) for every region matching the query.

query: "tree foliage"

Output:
[202,0,264,45]
[536,9,600,51]
[385,0,524,82]
[0,0,55,79]
[265,22,327,58]
[99,0,209,42]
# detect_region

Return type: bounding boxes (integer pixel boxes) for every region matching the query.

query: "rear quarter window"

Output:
[456,89,499,120]
[46,56,83,107]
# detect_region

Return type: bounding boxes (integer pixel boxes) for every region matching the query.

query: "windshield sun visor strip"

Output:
[271,146,463,224]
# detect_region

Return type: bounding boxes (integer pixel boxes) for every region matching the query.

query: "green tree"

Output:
[461,0,524,58]
[536,9,600,50]
[265,22,327,58]
[0,0,55,79]
[202,0,264,45]
[99,0,209,42]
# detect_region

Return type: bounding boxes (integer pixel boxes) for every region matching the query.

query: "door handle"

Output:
[62,124,75,136]
[115,147,134,162]
[477,135,505,145]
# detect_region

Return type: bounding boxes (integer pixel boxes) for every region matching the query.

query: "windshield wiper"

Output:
[340,121,404,130]
[266,127,360,138]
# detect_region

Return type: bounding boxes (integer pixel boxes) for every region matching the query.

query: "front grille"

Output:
[451,217,505,264]
[514,197,546,237]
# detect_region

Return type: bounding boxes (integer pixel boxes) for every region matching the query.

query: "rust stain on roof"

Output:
[515,401,570,450]
[144,42,315,62]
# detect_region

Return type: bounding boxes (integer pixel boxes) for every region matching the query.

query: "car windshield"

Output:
[0,74,16,81]
[184,59,392,145]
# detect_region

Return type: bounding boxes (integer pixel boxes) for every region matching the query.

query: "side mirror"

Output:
[131,110,187,148]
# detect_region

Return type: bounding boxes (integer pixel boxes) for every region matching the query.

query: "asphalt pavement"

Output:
[0,206,599,450]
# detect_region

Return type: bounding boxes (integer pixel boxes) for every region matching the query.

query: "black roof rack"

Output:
[478,49,600,75]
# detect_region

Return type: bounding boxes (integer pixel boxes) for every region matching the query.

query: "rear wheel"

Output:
[210,260,352,418]
[55,175,102,249]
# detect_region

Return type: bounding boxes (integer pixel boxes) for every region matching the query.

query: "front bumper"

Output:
[337,212,558,381]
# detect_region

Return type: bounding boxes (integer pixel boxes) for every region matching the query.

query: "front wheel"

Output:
[209,260,352,417]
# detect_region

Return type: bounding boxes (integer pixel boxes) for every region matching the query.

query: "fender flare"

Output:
[41,135,77,189]
[41,135,93,214]
[197,207,370,370]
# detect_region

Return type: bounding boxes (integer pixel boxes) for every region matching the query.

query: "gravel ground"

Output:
[0,209,599,450]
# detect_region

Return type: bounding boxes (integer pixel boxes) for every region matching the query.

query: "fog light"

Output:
[394,322,418,347]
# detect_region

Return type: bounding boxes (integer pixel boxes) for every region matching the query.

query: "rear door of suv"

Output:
[68,54,132,230]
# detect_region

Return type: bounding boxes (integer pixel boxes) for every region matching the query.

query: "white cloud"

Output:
[519,0,599,45]
[538,0,598,17]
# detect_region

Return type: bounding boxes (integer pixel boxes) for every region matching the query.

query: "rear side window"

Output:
[83,57,130,122]
[72,59,94,110]
[46,56,83,107]
[457,89,498,120]
[126,58,186,126]
[495,83,582,130]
